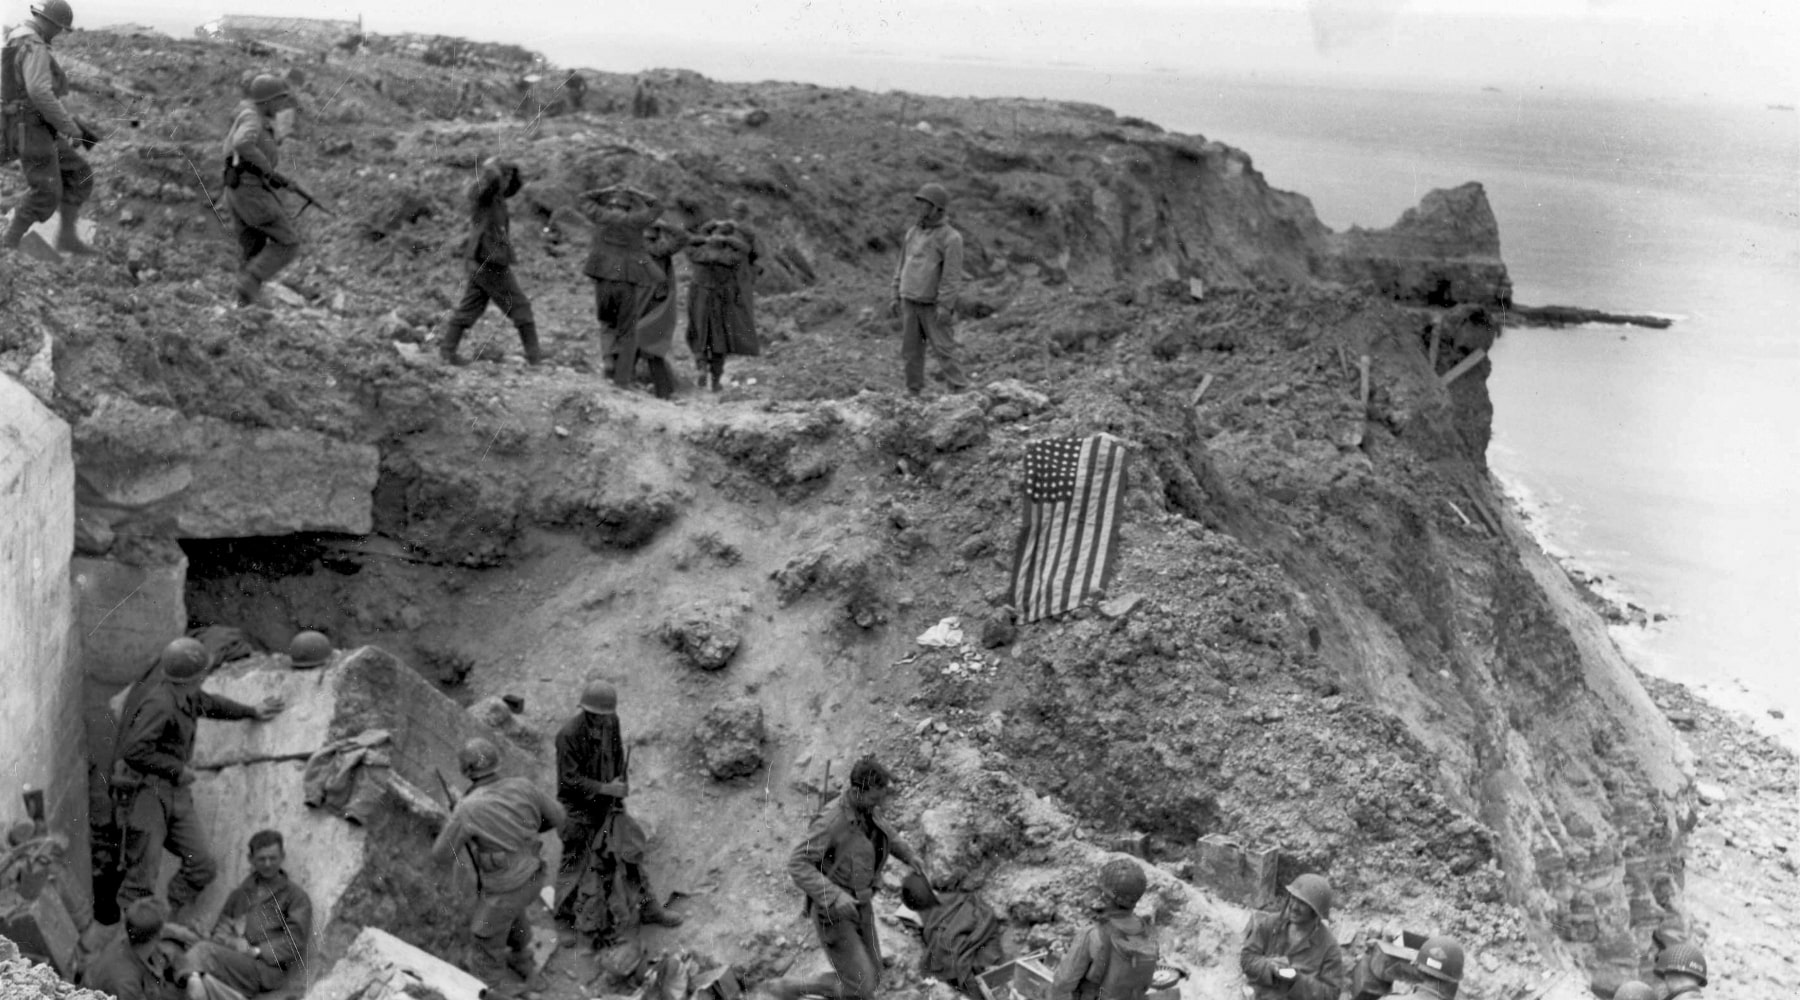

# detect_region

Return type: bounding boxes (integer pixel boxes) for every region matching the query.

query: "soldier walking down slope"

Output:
[765,756,931,1000]
[221,74,302,307]
[432,737,565,998]
[114,638,285,919]
[891,182,968,395]
[2,1,99,254]
[440,156,540,366]
[579,184,664,390]
[553,679,684,943]
[1238,873,1346,1000]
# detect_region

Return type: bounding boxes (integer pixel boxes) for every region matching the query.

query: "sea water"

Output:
[588,45,1800,747]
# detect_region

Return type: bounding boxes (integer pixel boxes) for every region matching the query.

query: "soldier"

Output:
[1238,873,1345,1000]
[579,184,663,389]
[432,737,565,998]
[552,679,683,942]
[114,638,285,918]
[901,873,1006,997]
[1049,858,1161,1000]
[685,221,759,393]
[890,182,967,395]
[2,1,98,254]
[221,74,301,307]
[440,157,540,366]
[82,899,183,1000]
[1651,942,1709,999]
[180,829,313,997]
[766,756,931,1000]
[1399,936,1464,999]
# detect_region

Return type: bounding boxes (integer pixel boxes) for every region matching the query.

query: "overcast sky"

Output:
[34,0,1800,104]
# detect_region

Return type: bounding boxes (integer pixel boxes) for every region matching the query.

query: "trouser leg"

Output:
[645,357,674,398]
[813,905,880,1000]
[629,863,682,925]
[15,123,63,226]
[553,813,599,921]
[118,785,169,911]
[443,269,490,363]
[470,876,541,995]
[708,354,725,391]
[163,786,217,910]
[918,305,969,389]
[610,286,648,390]
[900,301,928,394]
[478,266,539,364]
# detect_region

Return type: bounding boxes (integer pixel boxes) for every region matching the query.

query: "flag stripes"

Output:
[1009,434,1128,623]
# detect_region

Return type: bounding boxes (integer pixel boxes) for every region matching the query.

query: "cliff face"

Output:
[0,29,1690,997]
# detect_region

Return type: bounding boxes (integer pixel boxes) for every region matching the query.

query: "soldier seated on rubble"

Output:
[179,830,313,998]
[82,899,184,1000]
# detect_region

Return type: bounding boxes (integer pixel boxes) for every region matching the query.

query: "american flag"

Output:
[1009,434,1129,623]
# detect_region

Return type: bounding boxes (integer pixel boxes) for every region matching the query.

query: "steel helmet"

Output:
[31,1,74,30]
[248,74,290,104]
[913,182,950,210]
[580,679,618,714]
[1654,942,1708,985]
[458,737,501,779]
[1612,983,1656,1000]
[289,630,332,668]
[1412,936,1465,985]
[1099,858,1147,909]
[1284,873,1334,921]
[122,899,165,943]
[158,637,209,680]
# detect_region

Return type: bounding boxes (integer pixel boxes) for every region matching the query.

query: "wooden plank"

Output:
[1439,348,1488,386]
[1189,373,1216,407]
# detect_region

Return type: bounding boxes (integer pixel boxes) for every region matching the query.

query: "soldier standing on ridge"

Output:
[1049,858,1161,1000]
[891,182,968,395]
[553,679,684,942]
[579,184,663,389]
[440,156,540,366]
[765,756,931,1000]
[686,220,759,393]
[2,0,99,254]
[432,737,564,998]
[1238,873,1346,1000]
[221,74,302,307]
[114,638,285,919]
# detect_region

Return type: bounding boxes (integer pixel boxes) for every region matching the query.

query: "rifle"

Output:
[435,769,483,893]
[271,172,335,217]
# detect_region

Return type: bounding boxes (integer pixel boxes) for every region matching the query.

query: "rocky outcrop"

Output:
[71,394,379,542]
[657,601,745,671]
[1322,182,1512,307]
[694,699,766,779]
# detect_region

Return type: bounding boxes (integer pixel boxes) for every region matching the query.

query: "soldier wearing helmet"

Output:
[113,637,286,919]
[766,756,931,1000]
[287,629,333,669]
[1652,942,1708,998]
[81,898,182,1000]
[1239,873,1346,1000]
[1406,935,1464,998]
[890,181,968,395]
[432,737,565,998]
[220,72,301,306]
[552,678,683,940]
[2,0,99,254]
[1050,858,1162,1000]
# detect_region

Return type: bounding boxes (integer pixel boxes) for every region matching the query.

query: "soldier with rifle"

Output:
[2,1,99,254]
[554,679,683,947]
[222,73,330,307]
[431,737,564,999]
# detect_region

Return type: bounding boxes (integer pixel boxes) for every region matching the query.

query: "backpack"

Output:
[1083,917,1161,1000]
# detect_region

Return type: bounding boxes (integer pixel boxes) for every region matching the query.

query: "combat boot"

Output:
[517,322,542,365]
[54,209,97,255]
[439,323,470,366]
[235,270,267,308]
[2,213,31,251]
[505,951,546,993]
[641,896,685,927]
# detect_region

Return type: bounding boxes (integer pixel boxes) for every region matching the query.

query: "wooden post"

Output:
[1358,354,1371,414]
[1428,324,1441,370]
[1440,348,1488,386]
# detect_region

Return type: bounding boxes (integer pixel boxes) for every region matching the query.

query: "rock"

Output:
[377,309,415,341]
[979,614,1017,649]
[72,394,380,537]
[304,927,485,1000]
[1694,781,1729,805]
[922,394,989,452]
[267,283,308,308]
[658,600,745,670]
[1188,276,1206,301]
[695,698,766,779]
[983,379,1051,414]
[1099,593,1145,619]
[1321,182,1511,307]
[361,190,435,242]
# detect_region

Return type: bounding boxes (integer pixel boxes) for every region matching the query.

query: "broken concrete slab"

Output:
[303,926,485,1000]
[175,647,542,974]
[72,393,380,538]
[1192,833,1280,908]
[71,556,187,687]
